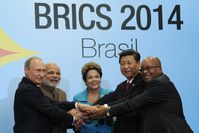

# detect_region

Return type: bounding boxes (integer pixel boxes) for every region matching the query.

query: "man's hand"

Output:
[76,102,91,112]
[75,103,110,120]
[67,109,83,119]
[73,117,84,130]
[87,105,109,119]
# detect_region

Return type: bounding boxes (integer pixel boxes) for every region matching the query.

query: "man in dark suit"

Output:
[89,56,193,133]
[13,57,84,133]
[95,49,146,133]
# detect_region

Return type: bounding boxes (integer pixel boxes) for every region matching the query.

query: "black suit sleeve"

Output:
[95,90,117,105]
[23,85,74,126]
[95,82,127,105]
[110,80,168,116]
[108,96,130,106]
[47,97,75,111]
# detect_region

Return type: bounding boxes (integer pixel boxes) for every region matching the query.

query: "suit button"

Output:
[95,124,98,127]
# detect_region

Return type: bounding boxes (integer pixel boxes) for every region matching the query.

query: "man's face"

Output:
[120,55,140,80]
[43,64,61,88]
[25,59,45,85]
[141,59,161,82]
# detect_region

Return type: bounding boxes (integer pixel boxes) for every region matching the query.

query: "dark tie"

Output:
[126,82,130,89]
[125,82,131,95]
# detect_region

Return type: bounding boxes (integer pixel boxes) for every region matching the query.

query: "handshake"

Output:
[67,102,110,130]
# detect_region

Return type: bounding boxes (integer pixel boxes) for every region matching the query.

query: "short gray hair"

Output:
[24,57,42,69]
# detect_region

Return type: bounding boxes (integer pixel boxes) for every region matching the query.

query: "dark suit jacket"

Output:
[110,74,193,133]
[14,77,75,133]
[95,73,146,133]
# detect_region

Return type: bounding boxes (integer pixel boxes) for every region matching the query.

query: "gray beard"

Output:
[43,79,59,89]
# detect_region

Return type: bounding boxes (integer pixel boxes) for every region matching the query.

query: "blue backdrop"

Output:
[0,1,198,132]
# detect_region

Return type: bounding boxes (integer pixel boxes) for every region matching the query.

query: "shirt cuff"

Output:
[103,104,110,116]
[75,102,79,109]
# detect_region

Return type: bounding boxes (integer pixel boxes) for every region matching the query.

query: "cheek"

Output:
[148,73,155,79]
[34,72,42,79]
[120,68,126,74]
[85,81,90,86]
[97,77,101,81]
[86,83,92,88]
[120,66,125,71]
[35,75,40,80]
[45,75,51,79]
[96,80,101,86]
[131,65,138,70]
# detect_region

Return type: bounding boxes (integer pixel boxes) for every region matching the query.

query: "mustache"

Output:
[50,78,60,81]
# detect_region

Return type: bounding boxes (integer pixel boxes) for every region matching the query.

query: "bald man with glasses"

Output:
[87,56,193,133]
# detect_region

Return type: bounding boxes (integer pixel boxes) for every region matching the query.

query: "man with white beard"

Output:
[40,63,68,133]
[40,63,66,102]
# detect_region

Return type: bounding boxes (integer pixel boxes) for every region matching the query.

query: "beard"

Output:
[43,78,59,88]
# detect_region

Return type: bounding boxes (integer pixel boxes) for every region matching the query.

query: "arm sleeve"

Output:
[110,80,168,116]
[24,85,74,127]
[95,91,117,105]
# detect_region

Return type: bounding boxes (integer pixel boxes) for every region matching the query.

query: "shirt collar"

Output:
[127,78,134,84]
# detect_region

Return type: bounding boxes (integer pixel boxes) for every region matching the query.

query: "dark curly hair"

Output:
[81,61,102,82]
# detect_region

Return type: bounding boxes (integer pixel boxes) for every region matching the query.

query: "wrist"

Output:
[75,102,79,110]
[103,104,110,116]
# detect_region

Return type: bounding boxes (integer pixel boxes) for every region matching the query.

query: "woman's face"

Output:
[85,69,101,90]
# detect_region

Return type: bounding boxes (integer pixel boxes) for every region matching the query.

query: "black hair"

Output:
[119,49,141,63]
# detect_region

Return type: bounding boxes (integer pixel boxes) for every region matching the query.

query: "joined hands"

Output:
[67,103,110,130]
[77,103,109,119]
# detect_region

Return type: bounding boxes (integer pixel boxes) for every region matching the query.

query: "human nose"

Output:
[52,73,57,77]
[91,77,97,82]
[140,67,147,73]
[40,71,45,77]
[122,63,129,69]
[142,69,147,74]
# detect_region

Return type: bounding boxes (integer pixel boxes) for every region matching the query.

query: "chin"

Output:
[35,81,42,85]
[144,78,150,82]
[49,84,57,88]
[90,87,99,90]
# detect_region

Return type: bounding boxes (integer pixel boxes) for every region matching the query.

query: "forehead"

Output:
[120,55,136,61]
[142,59,154,66]
[46,64,60,72]
[29,59,45,68]
[87,69,99,75]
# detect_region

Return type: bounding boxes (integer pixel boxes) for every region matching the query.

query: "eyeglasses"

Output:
[140,66,160,72]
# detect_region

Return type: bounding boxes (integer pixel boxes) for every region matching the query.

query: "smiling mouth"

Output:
[144,75,151,79]
[50,79,59,82]
[124,71,131,74]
